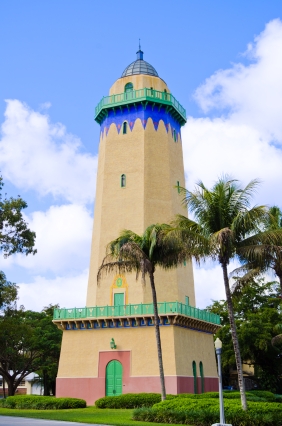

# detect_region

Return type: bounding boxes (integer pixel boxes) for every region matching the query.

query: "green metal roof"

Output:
[95,88,187,126]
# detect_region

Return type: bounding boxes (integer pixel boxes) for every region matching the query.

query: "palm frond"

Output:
[229,264,262,293]
[239,229,282,250]
[229,179,261,214]
[97,258,139,284]
[231,205,269,238]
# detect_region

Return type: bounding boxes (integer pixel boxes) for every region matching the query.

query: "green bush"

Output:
[95,393,163,408]
[133,397,282,426]
[0,395,86,409]
[134,403,282,426]
[94,391,279,410]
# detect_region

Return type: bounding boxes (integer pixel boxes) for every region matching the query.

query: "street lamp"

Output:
[212,338,232,426]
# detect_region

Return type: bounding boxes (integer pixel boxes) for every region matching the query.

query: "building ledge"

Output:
[53,301,220,334]
[94,88,186,126]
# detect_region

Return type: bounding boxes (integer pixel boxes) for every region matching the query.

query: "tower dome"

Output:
[121,48,159,77]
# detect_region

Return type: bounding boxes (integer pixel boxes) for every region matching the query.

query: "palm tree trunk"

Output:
[222,263,247,411]
[149,271,166,401]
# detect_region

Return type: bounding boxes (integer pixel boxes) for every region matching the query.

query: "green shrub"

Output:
[0,395,86,409]
[135,397,282,426]
[134,399,282,426]
[95,393,162,408]
[248,390,277,401]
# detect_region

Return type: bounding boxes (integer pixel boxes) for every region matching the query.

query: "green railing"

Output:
[53,301,220,325]
[94,88,186,123]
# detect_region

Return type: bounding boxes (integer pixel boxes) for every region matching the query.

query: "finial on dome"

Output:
[136,39,143,60]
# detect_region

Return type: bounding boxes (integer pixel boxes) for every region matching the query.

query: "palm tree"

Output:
[232,206,282,296]
[98,224,187,401]
[171,177,282,411]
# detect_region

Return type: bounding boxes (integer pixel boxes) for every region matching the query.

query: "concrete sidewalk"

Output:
[0,416,110,426]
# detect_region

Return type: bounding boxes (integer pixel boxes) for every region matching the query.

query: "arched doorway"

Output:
[106,360,123,396]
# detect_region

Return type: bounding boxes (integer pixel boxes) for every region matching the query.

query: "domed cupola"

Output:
[121,48,159,77]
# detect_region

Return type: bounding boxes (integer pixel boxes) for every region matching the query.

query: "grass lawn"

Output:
[0,406,181,426]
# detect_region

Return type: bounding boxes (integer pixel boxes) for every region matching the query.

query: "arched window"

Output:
[192,361,198,394]
[121,174,126,188]
[124,82,133,92]
[173,129,177,142]
[164,89,167,100]
[150,86,154,95]
[123,122,127,134]
[199,361,204,393]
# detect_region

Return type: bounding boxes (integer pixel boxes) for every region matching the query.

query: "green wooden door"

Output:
[106,360,123,396]
[114,293,124,306]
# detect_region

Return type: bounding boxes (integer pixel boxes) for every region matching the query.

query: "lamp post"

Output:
[214,338,225,425]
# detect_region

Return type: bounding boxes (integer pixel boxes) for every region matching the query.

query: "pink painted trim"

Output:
[56,375,218,406]
[57,348,218,405]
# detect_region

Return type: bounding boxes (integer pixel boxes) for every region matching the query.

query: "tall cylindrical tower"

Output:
[86,48,195,308]
[54,50,220,404]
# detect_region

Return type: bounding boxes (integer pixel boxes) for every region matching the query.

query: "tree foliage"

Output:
[170,177,282,410]
[0,176,36,258]
[232,206,282,295]
[0,306,62,396]
[207,279,282,393]
[0,271,18,311]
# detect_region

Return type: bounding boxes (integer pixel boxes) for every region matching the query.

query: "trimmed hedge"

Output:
[95,393,162,408]
[95,390,280,409]
[175,390,278,402]
[132,397,282,426]
[0,395,86,410]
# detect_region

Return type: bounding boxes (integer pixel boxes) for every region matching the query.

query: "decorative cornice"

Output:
[100,103,182,139]
[53,313,220,335]
[95,88,186,126]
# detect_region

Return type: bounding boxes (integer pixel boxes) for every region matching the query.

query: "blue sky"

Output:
[1,1,282,310]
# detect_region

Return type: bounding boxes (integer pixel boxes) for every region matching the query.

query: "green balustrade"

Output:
[53,301,220,325]
[94,88,186,125]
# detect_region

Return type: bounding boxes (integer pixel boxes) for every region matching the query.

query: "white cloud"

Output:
[182,19,282,207]
[182,19,282,307]
[0,204,93,275]
[0,100,97,204]
[182,117,282,205]
[17,270,89,312]
[194,19,282,143]
[194,263,225,309]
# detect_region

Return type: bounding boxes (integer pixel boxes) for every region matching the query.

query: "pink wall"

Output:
[56,350,218,405]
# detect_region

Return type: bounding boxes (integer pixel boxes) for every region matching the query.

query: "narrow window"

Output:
[121,174,126,188]
[183,259,187,267]
[185,296,189,305]
[150,86,154,96]
[192,361,198,394]
[177,181,180,193]
[199,361,204,393]
[164,89,167,100]
[123,122,127,134]
[124,82,133,92]
[173,129,177,142]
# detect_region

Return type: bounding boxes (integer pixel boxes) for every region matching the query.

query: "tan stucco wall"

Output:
[86,115,195,307]
[57,326,216,379]
[173,327,217,377]
[109,74,169,95]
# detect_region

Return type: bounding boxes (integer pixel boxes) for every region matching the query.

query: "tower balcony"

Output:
[53,301,220,334]
[95,88,187,126]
